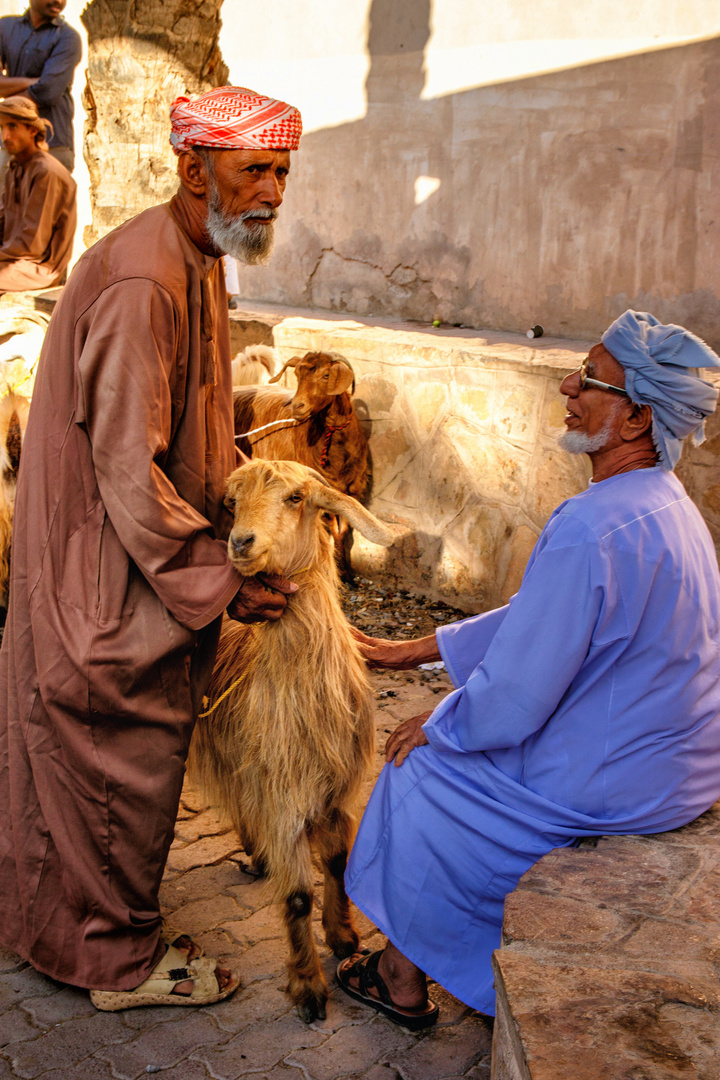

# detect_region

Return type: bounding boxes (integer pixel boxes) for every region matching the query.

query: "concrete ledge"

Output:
[490,802,720,1079]
[230,301,592,372]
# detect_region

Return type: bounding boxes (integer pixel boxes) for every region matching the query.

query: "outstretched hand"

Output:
[385,711,432,767]
[350,627,441,670]
[227,573,298,623]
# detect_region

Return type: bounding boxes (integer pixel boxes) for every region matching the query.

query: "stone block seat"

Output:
[490,801,720,1079]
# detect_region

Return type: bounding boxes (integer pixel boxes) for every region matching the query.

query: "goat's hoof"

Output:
[331,937,360,961]
[326,927,360,960]
[237,859,264,880]
[295,993,327,1023]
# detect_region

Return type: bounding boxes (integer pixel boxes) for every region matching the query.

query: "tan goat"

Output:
[189,459,393,1022]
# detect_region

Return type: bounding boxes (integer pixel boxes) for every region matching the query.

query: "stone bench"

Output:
[490,801,720,1079]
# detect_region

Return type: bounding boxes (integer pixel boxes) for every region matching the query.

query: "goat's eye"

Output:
[286,493,303,505]
[322,372,330,379]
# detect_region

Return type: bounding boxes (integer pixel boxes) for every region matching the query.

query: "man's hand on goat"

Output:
[350,627,441,669]
[227,574,298,623]
[385,712,431,766]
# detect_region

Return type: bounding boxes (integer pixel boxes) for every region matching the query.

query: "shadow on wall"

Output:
[233,0,720,346]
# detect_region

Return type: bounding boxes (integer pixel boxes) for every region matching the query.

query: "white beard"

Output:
[558,420,615,455]
[206,179,276,265]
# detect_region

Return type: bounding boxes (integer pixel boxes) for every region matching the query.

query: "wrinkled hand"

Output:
[227,573,298,623]
[350,627,441,670]
[385,711,432,767]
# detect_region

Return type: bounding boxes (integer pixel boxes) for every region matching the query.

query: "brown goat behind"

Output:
[234,351,369,499]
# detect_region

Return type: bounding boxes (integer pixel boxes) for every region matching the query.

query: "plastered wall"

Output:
[222,1,720,347]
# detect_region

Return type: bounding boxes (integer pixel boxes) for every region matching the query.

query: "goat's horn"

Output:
[268,355,301,384]
[307,482,394,547]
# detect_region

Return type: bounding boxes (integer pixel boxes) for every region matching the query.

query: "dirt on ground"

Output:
[340,576,469,639]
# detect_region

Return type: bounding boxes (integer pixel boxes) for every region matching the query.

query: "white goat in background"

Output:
[231,344,277,387]
[189,459,393,1022]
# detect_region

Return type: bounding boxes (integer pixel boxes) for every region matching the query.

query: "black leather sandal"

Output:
[336,949,439,1030]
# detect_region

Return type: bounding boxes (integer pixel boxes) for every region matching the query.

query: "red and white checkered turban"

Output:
[169,85,302,153]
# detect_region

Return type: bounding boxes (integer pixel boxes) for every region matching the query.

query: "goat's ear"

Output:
[327,359,355,396]
[268,355,301,384]
[306,481,394,547]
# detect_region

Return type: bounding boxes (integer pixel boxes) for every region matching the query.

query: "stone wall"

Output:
[226,3,720,347]
[80,0,227,246]
[71,2,720,347]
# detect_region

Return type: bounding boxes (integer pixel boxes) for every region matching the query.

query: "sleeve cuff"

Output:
[183,567,242,631]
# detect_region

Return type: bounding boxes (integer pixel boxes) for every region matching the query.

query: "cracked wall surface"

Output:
[77,1,719,345]
[229,2,720,347]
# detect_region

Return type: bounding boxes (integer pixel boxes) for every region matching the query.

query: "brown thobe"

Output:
[0,200,242,990]
[0,149,76,291]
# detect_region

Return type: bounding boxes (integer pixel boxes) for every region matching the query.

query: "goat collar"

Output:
[319,417,352,467]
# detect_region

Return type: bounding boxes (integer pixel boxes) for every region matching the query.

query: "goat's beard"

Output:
[206,178,277,266]
[558,419,616,455]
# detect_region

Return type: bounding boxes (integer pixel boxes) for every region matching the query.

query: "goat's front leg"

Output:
[317,810,360,960]
[281,834,328,1022]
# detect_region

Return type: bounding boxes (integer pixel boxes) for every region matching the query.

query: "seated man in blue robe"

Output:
[338,310,720,1029]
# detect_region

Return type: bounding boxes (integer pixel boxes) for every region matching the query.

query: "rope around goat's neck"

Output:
[198,672,247,718]
[198,566,313,718]
[319,417,352,467]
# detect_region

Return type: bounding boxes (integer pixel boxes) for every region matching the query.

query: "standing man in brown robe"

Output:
[0,86,302,1009]
[0,94,75,291]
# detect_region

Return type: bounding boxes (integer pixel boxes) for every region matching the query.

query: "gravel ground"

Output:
[341,577,469,639]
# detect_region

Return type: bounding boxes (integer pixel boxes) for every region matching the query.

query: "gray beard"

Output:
[206,185,276,266]
[558,420,615,455]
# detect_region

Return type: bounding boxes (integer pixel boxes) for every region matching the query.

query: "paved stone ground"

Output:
[0,666,493,1080]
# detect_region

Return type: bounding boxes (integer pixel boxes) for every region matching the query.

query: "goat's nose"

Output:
[231,533,255,556]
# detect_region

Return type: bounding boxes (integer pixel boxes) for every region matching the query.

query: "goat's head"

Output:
[268,352,355,421]
[224,459,392,577]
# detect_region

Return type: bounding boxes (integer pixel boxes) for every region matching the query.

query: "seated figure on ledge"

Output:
[0,94,75,293]
[340,310,720,1028]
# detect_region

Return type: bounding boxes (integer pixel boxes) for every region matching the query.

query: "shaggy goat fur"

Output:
[189,459,393,1022]
[0,389,29,617]
[231,344,277,387]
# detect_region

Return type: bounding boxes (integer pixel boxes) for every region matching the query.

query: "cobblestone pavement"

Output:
[0,667,493,1080]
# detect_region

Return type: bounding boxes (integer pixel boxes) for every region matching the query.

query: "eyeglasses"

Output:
[578,357,629,396]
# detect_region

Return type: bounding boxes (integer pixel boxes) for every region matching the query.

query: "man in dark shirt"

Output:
[0,0,81,172]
